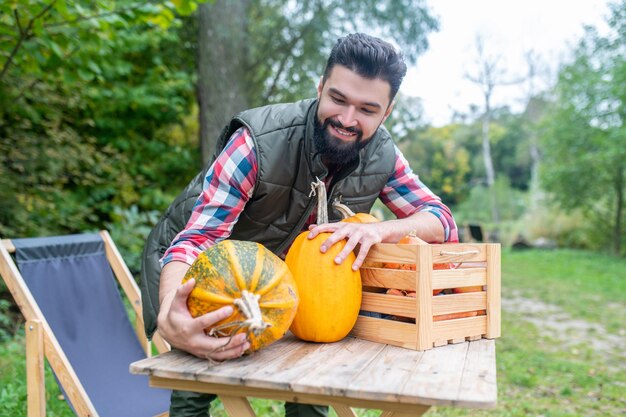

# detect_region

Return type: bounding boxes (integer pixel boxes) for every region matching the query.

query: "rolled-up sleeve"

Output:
[379,144,458,243]
[160,127,258,266]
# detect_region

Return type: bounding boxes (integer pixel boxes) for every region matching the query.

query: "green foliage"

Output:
[396,106,536,212]
[490,111,533,191]
[106,205,161,275]
[0,1,202,239]
[452,176,528,243]
[0,330,75,416]
[0,299,14,343]
[233,0,440,106]
[399,123,473,205]
[518,202,592,249]
[540,0,626,255]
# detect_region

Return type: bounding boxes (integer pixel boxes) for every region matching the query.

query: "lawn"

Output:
[0,248,624,416]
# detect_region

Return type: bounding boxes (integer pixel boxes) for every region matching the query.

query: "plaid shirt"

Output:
[162,127,458,266]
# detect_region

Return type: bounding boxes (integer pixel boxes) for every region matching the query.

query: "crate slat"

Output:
[486,244,501,339]
[365,243,419,264]
[432,316,487,341]
[350,316,417,350]
[361,268,416,290]
[361,292,416,318]
[432,267,486,290]
[415,245,433,350]
[432,292,487,315]
[363,266,487,292]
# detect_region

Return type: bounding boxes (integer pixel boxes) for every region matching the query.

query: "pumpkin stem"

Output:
[207,290,272,358]
[233,290,271,336]
[311,177,329,224]
[332,199,356,219]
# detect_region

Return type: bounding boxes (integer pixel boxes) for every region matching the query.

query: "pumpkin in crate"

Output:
[182,240,299,352]
[381,232,448,296]
[286,180,362,343]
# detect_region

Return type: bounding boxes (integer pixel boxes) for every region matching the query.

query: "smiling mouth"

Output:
[330,124,357,139]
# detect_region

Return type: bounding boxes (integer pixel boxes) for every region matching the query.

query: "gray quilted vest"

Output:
[140,98,396,338]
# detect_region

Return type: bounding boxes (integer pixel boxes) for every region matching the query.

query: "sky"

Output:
[400,0,614,126]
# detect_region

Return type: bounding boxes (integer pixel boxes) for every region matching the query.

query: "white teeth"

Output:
[334,126,354,136]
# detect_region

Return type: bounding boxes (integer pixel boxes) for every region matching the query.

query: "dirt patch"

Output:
[502,292,626,361]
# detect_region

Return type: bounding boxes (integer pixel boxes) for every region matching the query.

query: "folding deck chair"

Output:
[0,230,171,417]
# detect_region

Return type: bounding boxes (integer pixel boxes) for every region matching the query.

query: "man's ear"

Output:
[382,100,395,123]
[316,76,324,98]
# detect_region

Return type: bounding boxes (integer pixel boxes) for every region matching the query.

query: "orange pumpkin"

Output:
[286,232,362,342]
[183,240,299,352]
[285,180,362,343]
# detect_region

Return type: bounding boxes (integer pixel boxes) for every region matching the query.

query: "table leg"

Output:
[219,395,257,417]
[379,405,431,417]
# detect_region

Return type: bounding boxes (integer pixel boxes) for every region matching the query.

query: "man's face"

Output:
[315,65,394,165]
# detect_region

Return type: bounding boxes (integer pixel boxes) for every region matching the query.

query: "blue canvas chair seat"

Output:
[0,231,170,417]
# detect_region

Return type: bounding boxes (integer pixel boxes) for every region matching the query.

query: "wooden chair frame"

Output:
[0,230,169,417]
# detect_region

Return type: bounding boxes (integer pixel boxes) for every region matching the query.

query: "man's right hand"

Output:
[157,278,250,361]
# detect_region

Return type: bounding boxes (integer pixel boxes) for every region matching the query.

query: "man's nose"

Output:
[337,106,358,127]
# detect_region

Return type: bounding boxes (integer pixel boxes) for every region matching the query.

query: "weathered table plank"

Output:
[130,334,497,409]
[456,337,498,407]
[344,344,425,402]
[290,337,386,396]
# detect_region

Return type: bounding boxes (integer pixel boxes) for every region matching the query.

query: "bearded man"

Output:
[141,33,458,417]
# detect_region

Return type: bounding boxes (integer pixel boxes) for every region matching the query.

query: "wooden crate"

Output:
[351,242,501,350]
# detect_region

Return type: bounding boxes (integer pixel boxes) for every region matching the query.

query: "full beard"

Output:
[313,116,371,166]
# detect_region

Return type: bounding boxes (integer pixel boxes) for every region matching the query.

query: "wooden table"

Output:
[130,333,497,417]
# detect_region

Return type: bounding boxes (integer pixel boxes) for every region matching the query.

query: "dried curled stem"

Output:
[332,199,356,219]
[206,290,271,360]
[310,177,328,225]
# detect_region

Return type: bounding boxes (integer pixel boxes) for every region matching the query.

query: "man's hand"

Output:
[307,211,445,271]
[157,278,250,361]
[307,222,385,271]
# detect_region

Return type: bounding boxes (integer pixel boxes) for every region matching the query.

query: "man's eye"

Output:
[362,108,375,114]
[331,96,344,104]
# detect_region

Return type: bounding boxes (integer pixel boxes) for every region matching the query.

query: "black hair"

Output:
[322,33,407,102]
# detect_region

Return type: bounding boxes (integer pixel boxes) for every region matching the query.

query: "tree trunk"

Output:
[528,130,541,204]
[481,109,496,187]
[614,162,624,256]
[197,0,250,166]
[481,97,500,225]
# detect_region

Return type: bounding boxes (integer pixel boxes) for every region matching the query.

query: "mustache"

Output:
[326,118,362,136]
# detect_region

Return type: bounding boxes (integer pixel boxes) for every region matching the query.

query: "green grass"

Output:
[1,248,625,416]
[500,248,626,333]
[0,331,70,417]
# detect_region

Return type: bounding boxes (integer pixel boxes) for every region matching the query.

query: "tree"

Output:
[194,0,440,164]
[0,1,205,237]
[465,34,523,224]
[197,0,250,165]
[540,0,626,255]
[521,50,552,206]
[399,123,472,205]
